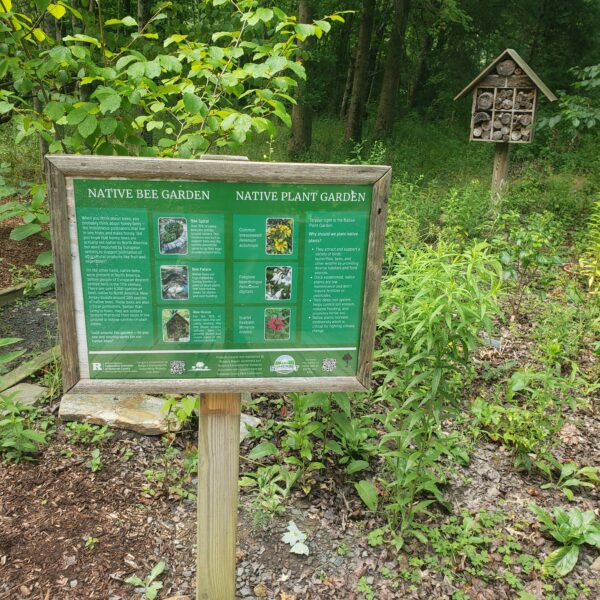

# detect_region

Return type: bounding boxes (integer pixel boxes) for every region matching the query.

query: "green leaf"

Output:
[295,23,316,39]
[127,62,146,80]
[63,33,100,47]
[543,545,579,577]
[354,480,378,511]
[145,61,161,79]
[183,92,207,116]
[36,250,53,266]
[99,117,118,135]
[0,338,22,348]
[66,106,90,125]
[105,16,137,27]
[346,460,369,475]
[116,55,137,71]
[148,560,166,582]
[47,3,66,19]
[0,101,14,114]
[248,442,278,460]
[0,349,25,364]
[10,223,42,241]
[584,532,600,548]
[44,101,66,121]
[78,114,98,138]
[98,94,121,115]
[256,8,273,22]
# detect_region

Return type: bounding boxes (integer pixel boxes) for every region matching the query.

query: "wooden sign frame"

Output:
[45,155,391,395]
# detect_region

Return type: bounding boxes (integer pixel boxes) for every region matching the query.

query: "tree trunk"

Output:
[366,17,386,107]
[344,0,377,142]
[138,0,150,28]
[374,0,411,136]
[340,55,355,119]
[408,30,432,109]
[331,13,354,114]
[288,0,313,157]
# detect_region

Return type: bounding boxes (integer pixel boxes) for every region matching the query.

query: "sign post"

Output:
[45,155,391,599]
[197,392,241,600]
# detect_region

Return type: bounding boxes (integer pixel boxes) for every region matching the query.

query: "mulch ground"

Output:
[0,399,598,600]
[0,276,598,599]
[0,195,52,289]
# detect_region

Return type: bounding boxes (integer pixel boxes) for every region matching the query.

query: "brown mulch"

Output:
[0,196,52,289]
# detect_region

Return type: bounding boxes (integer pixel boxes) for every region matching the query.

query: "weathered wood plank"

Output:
[44,155,389,185]
[0,346,60,392]
[197,393,241,600]
[357,168,392,388]
[70,376,367,394]
[45,160,80,391]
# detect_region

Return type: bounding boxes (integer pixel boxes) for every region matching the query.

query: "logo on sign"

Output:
[270,355,299,375]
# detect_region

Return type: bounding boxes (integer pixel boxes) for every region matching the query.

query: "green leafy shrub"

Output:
[578,199,600,294]
[493,210,563,317]
[373,241,501,544]
[0,392,49,462]
[530,505,600,577]
[472,370,582,469]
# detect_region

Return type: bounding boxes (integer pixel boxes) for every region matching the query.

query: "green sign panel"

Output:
[73,178,372,380]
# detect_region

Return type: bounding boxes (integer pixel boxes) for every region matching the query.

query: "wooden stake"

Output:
[491,141,511,198]
[197,393,241,600]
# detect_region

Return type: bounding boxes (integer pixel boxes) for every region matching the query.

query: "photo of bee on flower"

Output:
[265,266,292,301]
[266,218,293,255]
[264,308,291,340]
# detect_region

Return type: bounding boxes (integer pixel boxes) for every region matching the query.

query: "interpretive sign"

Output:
[46,156,391,394]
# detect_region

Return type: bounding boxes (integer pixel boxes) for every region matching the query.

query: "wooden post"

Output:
[197,393,241,600]
[491,141,511,198]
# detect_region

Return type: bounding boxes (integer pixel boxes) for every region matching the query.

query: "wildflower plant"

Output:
[264,308,291,340]
[266,218,293,255]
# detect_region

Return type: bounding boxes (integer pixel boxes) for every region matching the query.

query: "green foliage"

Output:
[440,180,492,240]
[578,199,600,294]
[472,369,581,469]
[493,210,563,317]
[417,513,493,578]
[84,536,99,550]
[530,505,600,577]
[143,439,197,500]
[0,1,336,158]
[537,457,599,501]
[0,337,24,372]
[125,560,167,600]
[161,394,198,428]
[65,421,113,446]
[0,392,49,462]
[240,464,297,526]
[373,241,501,543]
[88,448,103,472]
[356,576,375,600]
[541,65,600,134]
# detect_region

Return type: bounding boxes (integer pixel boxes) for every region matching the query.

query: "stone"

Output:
[591,556,600,572]
[240,412,261,442]
[3,383,47,406]
[59,393,180,435]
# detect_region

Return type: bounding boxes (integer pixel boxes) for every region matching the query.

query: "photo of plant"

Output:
[159,217,188,255]
[162,309,190,342]
[266,218,293,255]
[160,265,189,300]
[265,266,292,300]
[264,308,291,340]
